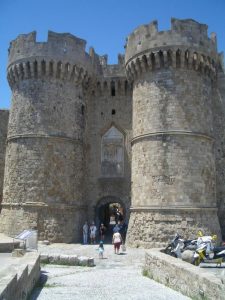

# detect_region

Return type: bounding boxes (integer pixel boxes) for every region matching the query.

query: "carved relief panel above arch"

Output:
[101,126,124,177]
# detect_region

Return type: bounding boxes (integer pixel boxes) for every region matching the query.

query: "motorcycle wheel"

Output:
[170,252,177,258]
[164,246,177,258]
[164,246,172,255]
[192,257,201,266]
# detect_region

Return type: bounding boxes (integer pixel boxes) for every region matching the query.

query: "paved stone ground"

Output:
[30,243,190,300]
[0,252,12,268]
[200,262,225,279]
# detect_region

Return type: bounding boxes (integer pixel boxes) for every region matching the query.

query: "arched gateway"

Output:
[95,196,128,241]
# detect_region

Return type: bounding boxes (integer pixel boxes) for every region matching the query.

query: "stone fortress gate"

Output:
[0,18,224,247]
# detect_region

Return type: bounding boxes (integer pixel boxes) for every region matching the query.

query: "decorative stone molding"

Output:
[125,48,218,82]
[7,59,90,88]
[130,206,218,212]
[131,130,214,145]
[7,133,83,144]
[1,202,87,210]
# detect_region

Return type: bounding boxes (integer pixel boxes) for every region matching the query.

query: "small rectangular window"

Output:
[111,81,116,96]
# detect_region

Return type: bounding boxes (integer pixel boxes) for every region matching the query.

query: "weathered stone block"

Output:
[78,256,89,266]
[40,254,49,263]
[12,248,26,257]
[48,254,60,264]
[67,255,79,265]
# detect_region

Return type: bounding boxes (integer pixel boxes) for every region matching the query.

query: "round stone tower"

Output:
[0,31,94,242]
[125,18,221,247]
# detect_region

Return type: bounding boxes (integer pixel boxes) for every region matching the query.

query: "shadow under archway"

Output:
[95,196,126,243]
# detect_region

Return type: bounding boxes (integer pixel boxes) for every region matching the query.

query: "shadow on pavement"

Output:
[28,271,48,300]
[200,265,225,268]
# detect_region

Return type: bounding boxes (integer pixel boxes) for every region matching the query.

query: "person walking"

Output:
[115,207,120,224]
[98,240,104,259]
[83,221,89,245]
[113,223,121,234]
[120,220,127,242]
[90,222,97,244]
[112,230,122,254]
[99,223,106,241]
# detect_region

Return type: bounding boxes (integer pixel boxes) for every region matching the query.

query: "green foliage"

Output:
[142,268,153,279]
[142,269,148,277]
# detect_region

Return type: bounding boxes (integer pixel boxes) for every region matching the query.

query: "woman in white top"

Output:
[112,231,122,254]
[89,222,97,244]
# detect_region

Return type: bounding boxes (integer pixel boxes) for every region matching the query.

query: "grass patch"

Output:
[142,268,154,279]
[33,272,61,289]
[36,281,61,289]
[42,283,58,288]
[42,262,74,267]
[142,269,149,277]
[191,295,208,300]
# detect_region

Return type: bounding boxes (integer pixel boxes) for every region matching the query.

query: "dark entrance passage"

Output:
[99,202,124,226]
[96,198,126,243]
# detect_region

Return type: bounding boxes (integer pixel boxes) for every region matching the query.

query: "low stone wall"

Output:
[40,253,95,267]
[0,252,40,300]
[0,233,20,253]
[0,241,20,253]
[145,249,225,300]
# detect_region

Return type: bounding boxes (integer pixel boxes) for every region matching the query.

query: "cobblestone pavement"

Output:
[0,252,15,277]
[30,243,190,300]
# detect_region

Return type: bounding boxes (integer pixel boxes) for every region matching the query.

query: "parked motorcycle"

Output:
[164,234,179,257]
[164,234,197,258]
[192,235,225,266]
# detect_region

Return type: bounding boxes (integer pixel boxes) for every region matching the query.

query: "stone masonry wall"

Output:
[1,19,225,245]
[0,110,9,206]
[85,76,132,223]
[214,70,225,239]
[127,70,220,246]
[132,135,215,207]
[132,70,213,138]
[145,249,225,299]
[0,77,86,242]
[125,18,221,247]
[131,70,215,208]
[4,79,84,207]
[0,205,85,242]
[127,209,220,248]
[0,252,40,300]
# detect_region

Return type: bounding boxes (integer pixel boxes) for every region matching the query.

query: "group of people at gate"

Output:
[82,220,127,257]
[82,221,127,244]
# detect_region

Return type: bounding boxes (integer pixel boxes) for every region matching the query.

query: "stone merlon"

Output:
[8,31,99,76]
[125,18,218,64]
[7,31,127,81]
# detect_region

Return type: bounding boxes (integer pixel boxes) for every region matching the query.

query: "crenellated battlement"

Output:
[90,77,131,97]
[98,54,125,78]
[171,18,209,40]
[85,53,130,96]
[8,31,88,65]
[7,31,129,88]
[7,31,100,87]
[125,18,218,69]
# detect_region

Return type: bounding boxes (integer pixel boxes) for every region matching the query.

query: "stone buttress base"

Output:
[0,204,86,243]
[218,208,225,240]
[126,208,221,248]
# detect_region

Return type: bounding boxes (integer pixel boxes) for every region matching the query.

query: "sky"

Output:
[0,0,225,109]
